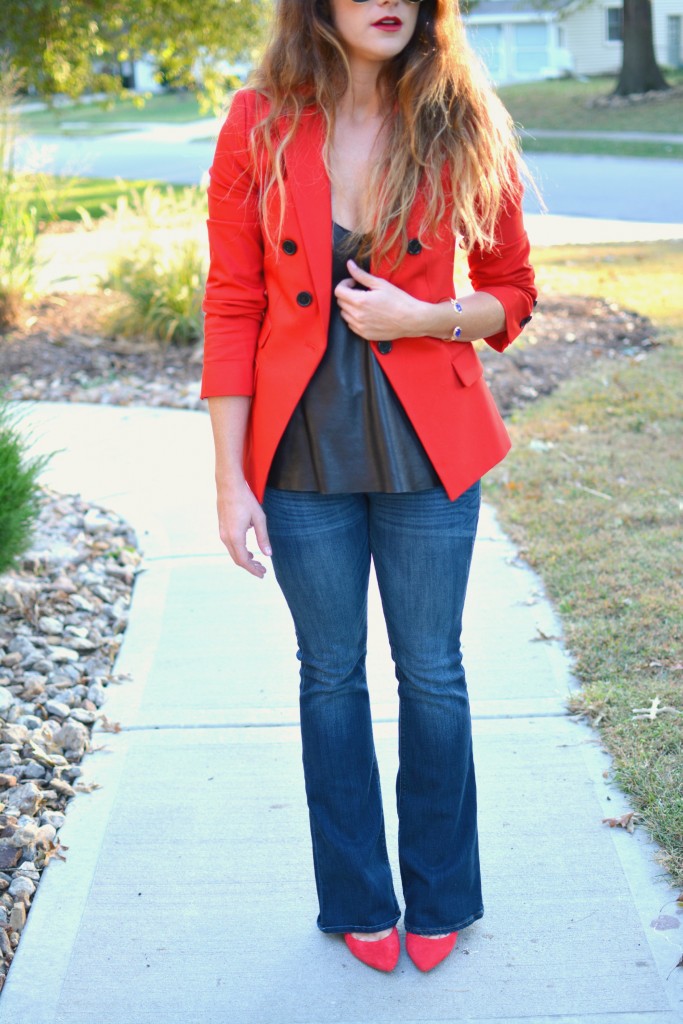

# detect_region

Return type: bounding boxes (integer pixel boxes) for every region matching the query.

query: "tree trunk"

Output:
[614,0,670,95]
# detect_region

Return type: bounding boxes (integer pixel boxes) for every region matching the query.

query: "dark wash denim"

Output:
[261,481,484,936]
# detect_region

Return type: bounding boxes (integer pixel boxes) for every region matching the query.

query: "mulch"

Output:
[0,290,657,416]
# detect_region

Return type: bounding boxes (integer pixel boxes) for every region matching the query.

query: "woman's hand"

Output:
[216,478,272,579]
[334,260,425,341]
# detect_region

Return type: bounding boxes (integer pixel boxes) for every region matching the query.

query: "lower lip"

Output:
[372,23,402,31]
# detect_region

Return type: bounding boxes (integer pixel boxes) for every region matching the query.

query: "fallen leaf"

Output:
[532,627,562,643]
[43,839,68,864]
[602,811,639,833]
[632,696,680,720]
[574,482,613,501]
[97,715,122,733]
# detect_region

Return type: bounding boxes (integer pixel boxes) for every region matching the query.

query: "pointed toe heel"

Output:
[344,926,400,972]
[406,931,458,972]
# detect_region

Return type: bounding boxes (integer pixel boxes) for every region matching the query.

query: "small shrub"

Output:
[101,240,205,345]
[0,399,50,575]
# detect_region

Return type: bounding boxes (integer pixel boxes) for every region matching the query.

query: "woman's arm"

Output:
[201,89,272,578]
[208,395,271,579]
[201,88,268,400]
[335,262,506,343]
[335,165,536,349]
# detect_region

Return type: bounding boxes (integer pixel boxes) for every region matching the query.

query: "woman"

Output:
[201,0,537,974]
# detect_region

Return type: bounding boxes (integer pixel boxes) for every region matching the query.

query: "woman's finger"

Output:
[227,532,267,578]
[252,508,272,558]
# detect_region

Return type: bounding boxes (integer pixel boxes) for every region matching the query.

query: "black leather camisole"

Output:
[265,221,441,493]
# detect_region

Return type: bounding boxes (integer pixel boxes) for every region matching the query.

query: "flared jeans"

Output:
[261,480,484,936]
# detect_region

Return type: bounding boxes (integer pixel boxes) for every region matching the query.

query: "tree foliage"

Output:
[0,0,272,109]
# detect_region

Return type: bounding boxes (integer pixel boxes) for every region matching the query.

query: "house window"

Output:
[607,6,623,42]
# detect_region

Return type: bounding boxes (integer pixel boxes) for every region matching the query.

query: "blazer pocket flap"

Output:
[451,343,484,387]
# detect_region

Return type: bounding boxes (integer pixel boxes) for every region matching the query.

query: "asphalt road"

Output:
[15,131,683,223]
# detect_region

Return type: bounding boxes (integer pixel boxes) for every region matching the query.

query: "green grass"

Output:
[16,175,193,225]
[499,71,683,134]
[484,240,683,884]
[531,241,683,340]
[15,91,208,135]
[522,136,683,159]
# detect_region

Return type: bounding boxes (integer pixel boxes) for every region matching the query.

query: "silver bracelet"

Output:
[448,299,463,341]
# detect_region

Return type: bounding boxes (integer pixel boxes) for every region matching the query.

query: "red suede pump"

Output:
[405,931,458,972]
[344,927,400,972]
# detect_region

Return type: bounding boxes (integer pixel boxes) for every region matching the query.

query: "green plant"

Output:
[0,399,50,575]
[101,241,206,345]
[99,181,207,232]
[0,61,40,329]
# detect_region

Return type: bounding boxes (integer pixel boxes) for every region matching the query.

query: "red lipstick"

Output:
[372,16,403,31]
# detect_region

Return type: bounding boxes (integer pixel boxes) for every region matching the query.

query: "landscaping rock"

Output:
[0,486,141,989]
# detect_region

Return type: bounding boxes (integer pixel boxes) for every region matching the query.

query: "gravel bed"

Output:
[0,487,142,992]
[0,292,656,416]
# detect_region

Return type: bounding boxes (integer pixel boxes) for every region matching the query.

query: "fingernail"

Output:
[264,546,272,556]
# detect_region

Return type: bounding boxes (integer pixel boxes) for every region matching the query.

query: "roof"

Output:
[462,0,575,16]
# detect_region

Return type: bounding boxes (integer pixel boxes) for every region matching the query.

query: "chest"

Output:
[328,117,386,233]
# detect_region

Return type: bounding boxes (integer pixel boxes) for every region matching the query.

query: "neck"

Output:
[337,55,388,121]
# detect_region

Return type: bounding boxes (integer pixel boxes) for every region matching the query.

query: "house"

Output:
[463,0,683,84]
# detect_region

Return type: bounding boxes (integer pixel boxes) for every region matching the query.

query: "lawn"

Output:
[521,136,683,159]
[498,71,683,134]
[16,91,209,135]
[484,240,683,884]
[530,241,683,340]
[18,174,193,225]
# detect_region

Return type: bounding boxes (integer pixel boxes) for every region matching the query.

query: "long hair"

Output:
[244,0,535,269]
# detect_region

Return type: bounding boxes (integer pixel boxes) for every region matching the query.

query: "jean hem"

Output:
[316,913,402,935]
[403,906,484,935]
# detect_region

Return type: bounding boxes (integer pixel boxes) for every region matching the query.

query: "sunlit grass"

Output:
[485,241,683,883]
[15,91,208,134]
[15,174,194,225]
[499,71,683,133]
[532,241,683,339]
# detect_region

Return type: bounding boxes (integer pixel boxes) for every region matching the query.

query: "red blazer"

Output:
[201,87,537,503]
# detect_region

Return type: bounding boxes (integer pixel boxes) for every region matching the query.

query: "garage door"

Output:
[467,24,504,79]
[514,23,549,77]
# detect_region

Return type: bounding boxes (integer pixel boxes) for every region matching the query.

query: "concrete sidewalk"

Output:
[31,214,683,299]
[1,402,681,1024]
[521,128,683,145]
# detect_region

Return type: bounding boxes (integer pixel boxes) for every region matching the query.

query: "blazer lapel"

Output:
[280,107,333,333]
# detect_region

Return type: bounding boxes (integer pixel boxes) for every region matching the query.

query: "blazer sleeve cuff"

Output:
[200,358,255,399]
[475,285,536,353]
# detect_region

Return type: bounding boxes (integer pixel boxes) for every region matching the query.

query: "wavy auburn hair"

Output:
[245,0,533,269]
